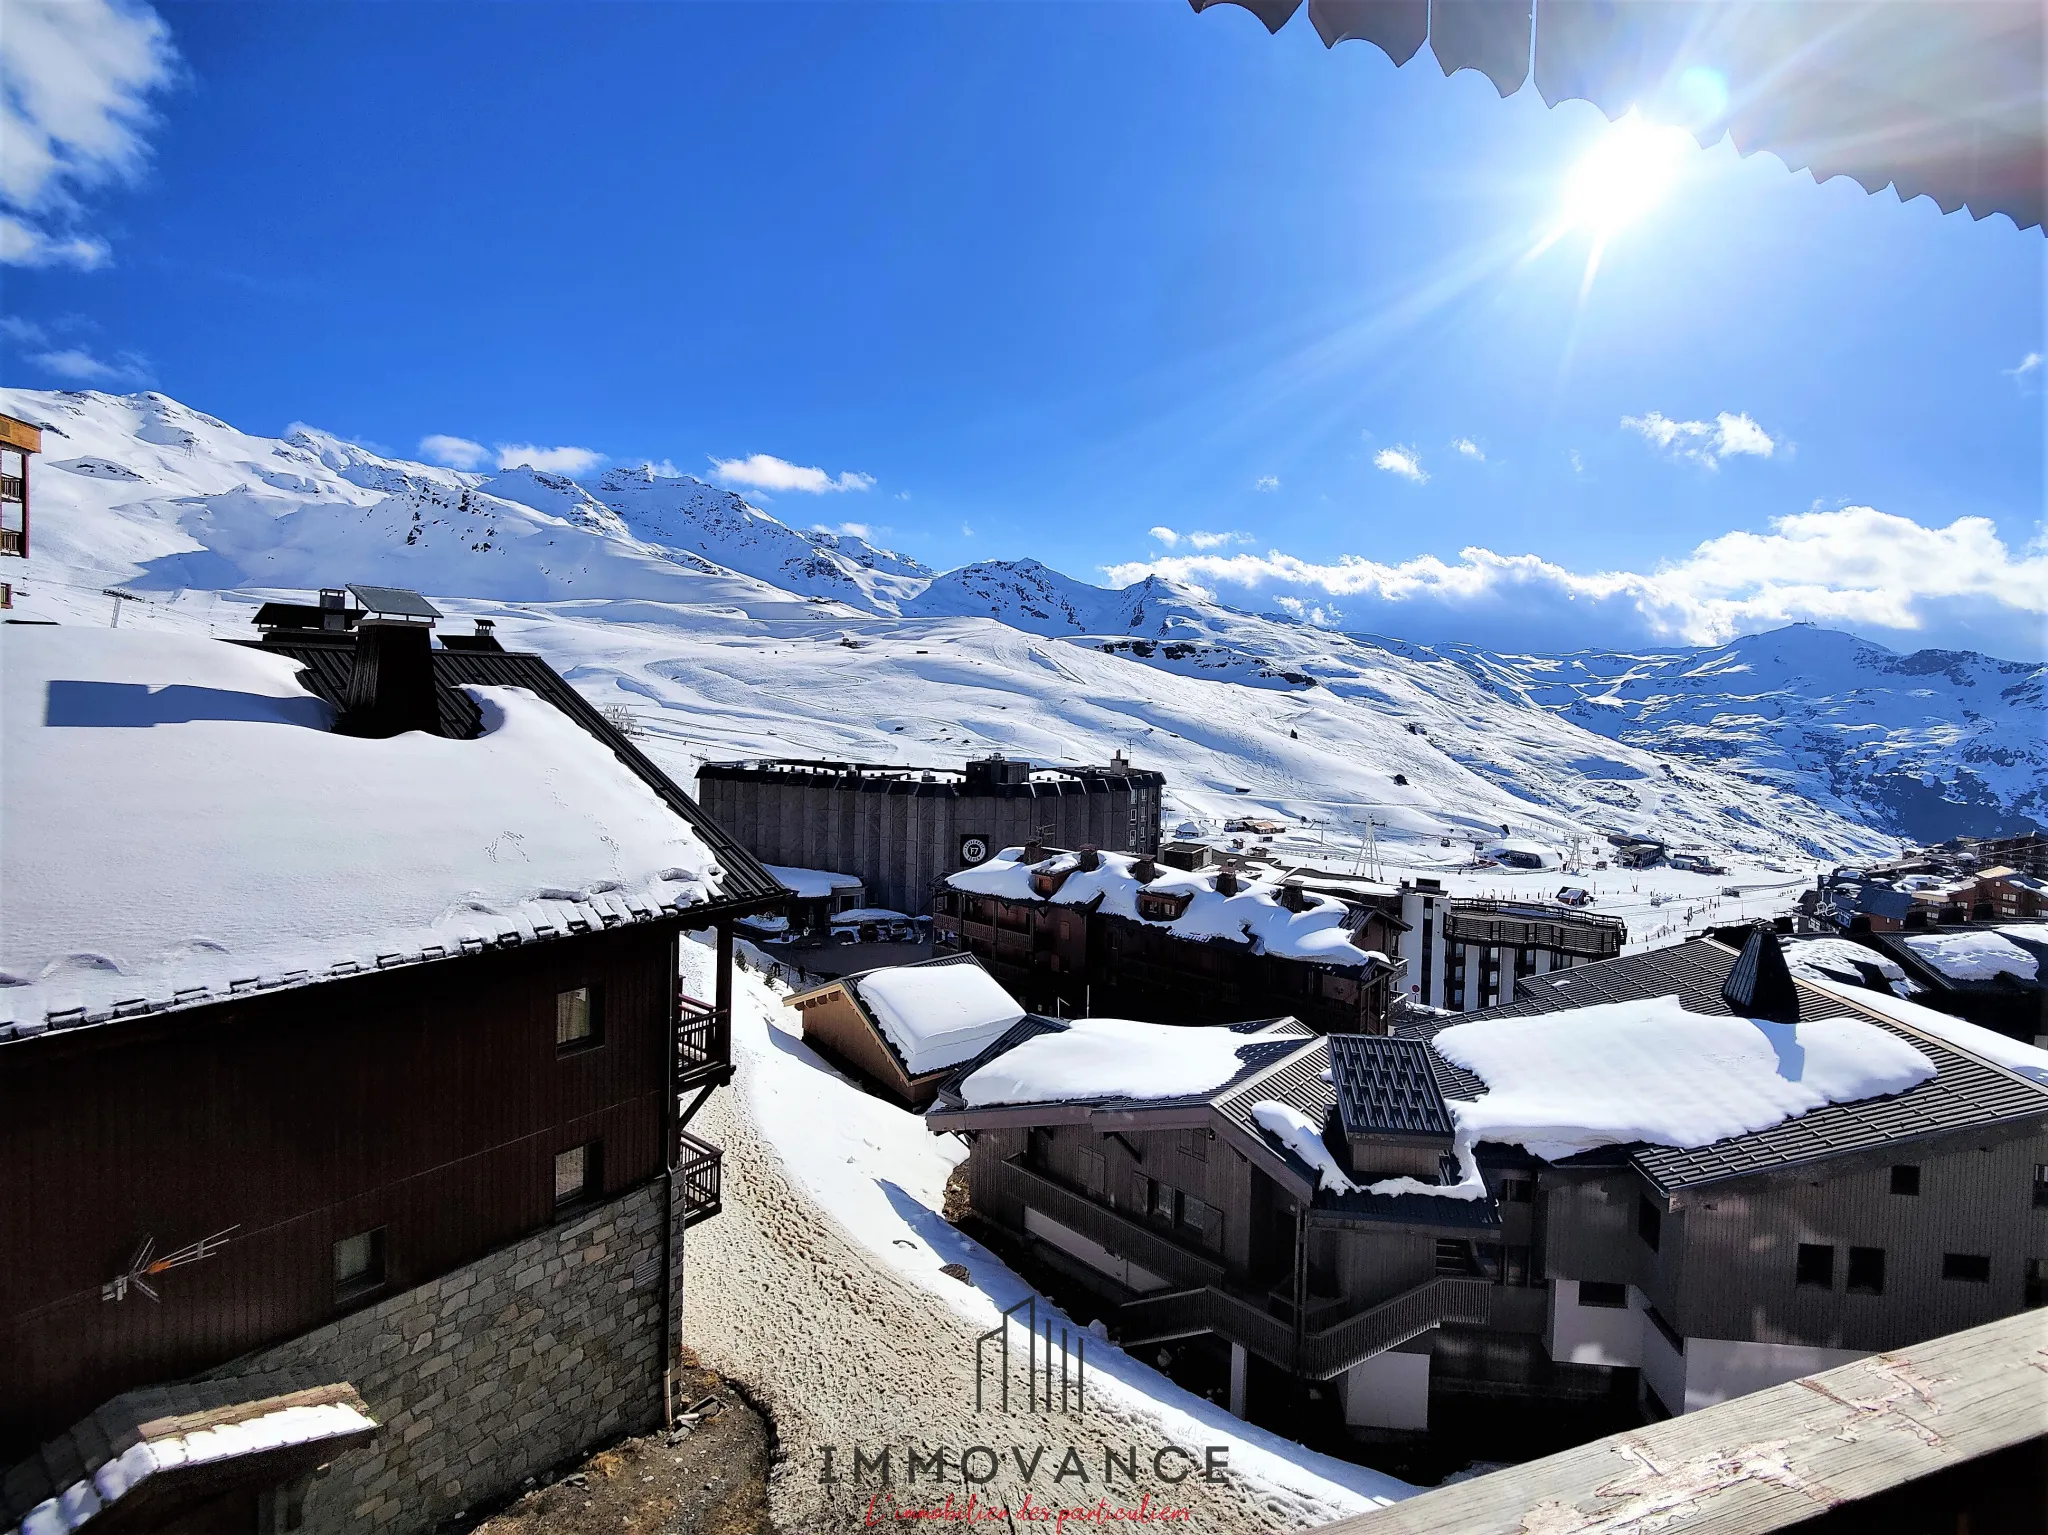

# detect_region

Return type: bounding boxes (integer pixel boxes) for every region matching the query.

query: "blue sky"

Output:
[3,1,2043,656]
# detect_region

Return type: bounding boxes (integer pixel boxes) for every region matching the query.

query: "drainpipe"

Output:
[1292,1205,1308,1378]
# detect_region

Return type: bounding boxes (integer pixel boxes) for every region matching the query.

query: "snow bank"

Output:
[949,848,1381,967]
[1250,1101,1357,1194]
[856,963,1026,1076]
[765,864,862,900]
[1805,978,2048,1086]
[960,1017,1280,1107]
[1433,995,1935,1162]
[0,629,722,1032]
[1900,926,2044,984]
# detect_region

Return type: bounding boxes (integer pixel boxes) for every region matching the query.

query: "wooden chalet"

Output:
[932,843,1404,1033]
[0,591,786,1533]
[784,951,1027,1107]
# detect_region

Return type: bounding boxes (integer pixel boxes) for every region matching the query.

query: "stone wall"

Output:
[210,1178,675,1534]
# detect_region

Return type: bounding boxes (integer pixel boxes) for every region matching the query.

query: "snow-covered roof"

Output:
[946,847,1386,969]
[1,628,727,1036]
[764,864,863,900]
[958,1016,1299,1108]
[1898,926,2044,985]
[852,961,1026,1077]
[1431,994,1935,1165]
[1803,977,2048,1087]
[1783,937,1915,996]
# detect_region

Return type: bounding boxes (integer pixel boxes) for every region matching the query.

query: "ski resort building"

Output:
[0,599,784,1534]
[0,410,38,560]
[694,753,1164,918]
[784,951,1028,1107]
[926,930,2048,1445]
[932,844,1404,1033]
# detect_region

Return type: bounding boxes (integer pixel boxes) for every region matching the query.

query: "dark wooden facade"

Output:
[0,918,729,1460]
[932,888,1399,1033]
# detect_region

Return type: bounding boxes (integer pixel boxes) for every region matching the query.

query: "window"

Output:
[1578,1280,1628,1309]
[333,1227,386,1299]
[1077,1148,1106,1198]
[1942,1252,1991,1284]
[1181,1128,1208,1163]
[2035,1165,2048,1209]
[554,1141,600,1207]
[2027,1260,2046,1310]
[1890,1164,1920,1196]
[1796,1243,1835,1289]
[1179,1193,1222,1246]
[1503,1245,1532,1287]
[1847,1246,1886,1295]
[1637,1195,1662,1252]
[556,985,599,1050]
[1497,1176,1534,1204]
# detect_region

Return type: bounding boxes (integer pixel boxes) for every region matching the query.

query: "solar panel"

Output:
[346,584,442,621]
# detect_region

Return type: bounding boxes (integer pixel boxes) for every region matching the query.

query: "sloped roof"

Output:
[1401,938,2048,1193]
[1327,1035,1456,1138]
[1192,0,2044,232]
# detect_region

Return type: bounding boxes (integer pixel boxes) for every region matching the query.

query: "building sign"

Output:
[960,834,990,865]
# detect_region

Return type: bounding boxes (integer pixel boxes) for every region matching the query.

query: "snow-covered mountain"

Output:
[1410,627,2047,843]
[0,388,1908,882]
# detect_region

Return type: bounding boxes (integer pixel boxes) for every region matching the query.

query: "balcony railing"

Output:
[678,1130,723,1228]
[1119,1274,1494,1380]
[676,990,733,1090]
[994,1156,1226,1292]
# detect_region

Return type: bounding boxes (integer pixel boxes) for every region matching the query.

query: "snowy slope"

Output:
[1420,627,2047,842]
[0,388,1901,887]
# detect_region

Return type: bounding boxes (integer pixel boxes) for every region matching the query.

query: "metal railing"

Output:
[678,1130,723,1228]
[1119,1275,1494,1380]
[995,1156,1226,1291]
[676,990,732,1087]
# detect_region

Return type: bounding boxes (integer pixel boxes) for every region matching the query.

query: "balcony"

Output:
[1118,1274,1494,1380]
[678,1129,723,1227]
[676,990,733,1092]
[993,1155,1226,1292]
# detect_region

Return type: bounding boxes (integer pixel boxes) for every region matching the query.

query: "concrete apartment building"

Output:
[926,930,2048,1441]
[695,753,1163,918]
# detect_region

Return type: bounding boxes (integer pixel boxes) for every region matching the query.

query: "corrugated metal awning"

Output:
[1192,0,2045,232]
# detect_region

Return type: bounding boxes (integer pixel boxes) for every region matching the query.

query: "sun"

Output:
[1559,112,1695,240]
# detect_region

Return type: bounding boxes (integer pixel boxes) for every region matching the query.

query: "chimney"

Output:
[1722,924,1800,1023]
[1215,864,1241,898]
[1278,880,1311,912]
[318,587,351,632]
[1078,845,1101,872]
[339,585,444,738]
[1132,855,1158,883]
[1022,839,1046,865]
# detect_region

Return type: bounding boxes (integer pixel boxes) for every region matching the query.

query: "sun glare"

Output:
[1560,113,1694,238]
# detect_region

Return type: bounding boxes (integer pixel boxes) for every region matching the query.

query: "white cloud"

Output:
[813,521,873,540]
[2006,351,2042,388]
[1451,438,1484,460]
[1255,475,1280,492]
[1622,410,1776,467]
[710,453,873,495]
[495,443,604,475]
[1374,446,1428,483]
[1271,594,1343,626]
[27,343,148,384]
[0,0,177,268]
[418,434,488,470]
[1103,506,2048,658]
[1149,527,1247,551]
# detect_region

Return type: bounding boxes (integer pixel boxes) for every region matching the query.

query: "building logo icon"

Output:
[960,834,991,865]
[975,1295,1086,1413]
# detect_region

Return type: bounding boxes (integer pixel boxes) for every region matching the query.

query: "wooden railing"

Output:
[677,1130,723,1228]
[1119,1275,1493,1380]
[676,990,732,1089]
[995,1156,1226,1291]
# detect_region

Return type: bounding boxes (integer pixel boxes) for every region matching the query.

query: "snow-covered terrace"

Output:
[852,959,1025,1077]
[0,628,732,1037]
[947,846,1391,968]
